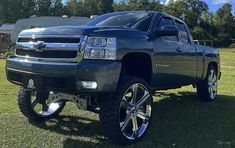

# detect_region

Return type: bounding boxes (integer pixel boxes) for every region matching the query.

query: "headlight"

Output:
[83,37,117,60]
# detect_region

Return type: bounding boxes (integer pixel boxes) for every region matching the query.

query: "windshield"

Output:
[86,12,154,32]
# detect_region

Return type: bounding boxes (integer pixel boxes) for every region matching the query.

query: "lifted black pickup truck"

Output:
[6,11,220,144]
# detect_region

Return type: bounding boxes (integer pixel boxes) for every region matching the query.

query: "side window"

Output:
[158,18,177,41]
[176,21,189,44]
[159,18,174,27]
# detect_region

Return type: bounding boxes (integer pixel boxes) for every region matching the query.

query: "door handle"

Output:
[176,47,183,53]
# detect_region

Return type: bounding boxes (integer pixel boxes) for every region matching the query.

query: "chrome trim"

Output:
[18,34,82,38]
[16,42,80,51]
[13,55,81,63]
[30,91,65,117]
[119,83,152,140]
[15,35,85,62]
[208,69,217,100]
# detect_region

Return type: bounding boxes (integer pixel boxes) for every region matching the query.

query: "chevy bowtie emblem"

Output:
[33,41,46,52]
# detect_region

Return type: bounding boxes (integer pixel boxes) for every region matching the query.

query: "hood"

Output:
[18,25,133,37]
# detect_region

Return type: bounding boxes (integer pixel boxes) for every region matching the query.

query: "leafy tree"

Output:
[34,0,52,16]
[98,0,114,15]
[65,0,113,17]
[164,0,208,28]
[51,0,64,16]
[0,0,10,23]
[64,0,82,16]
[113,0,130,11]
[81,0,99,17]
[200,12,217,38]
[214,3,235,46]
[114,0,163,12]
[191,26,211,40]
[20,0,36,18]
[0,0,35,23]
[0,0,235,47]
[163,0,187,19]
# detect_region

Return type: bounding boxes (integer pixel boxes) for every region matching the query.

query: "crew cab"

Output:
[6,11,220,144]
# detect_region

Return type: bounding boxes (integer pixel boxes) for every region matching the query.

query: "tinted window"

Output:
[176,21,189,44]
[159,18,174,27]
[158,18,177,41]
[87,12,154,32]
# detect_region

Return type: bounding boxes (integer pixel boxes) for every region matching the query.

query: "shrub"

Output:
[0,45,15,59]
[229,43,235,48]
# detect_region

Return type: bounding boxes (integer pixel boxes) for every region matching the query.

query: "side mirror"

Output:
[155,25,179,37]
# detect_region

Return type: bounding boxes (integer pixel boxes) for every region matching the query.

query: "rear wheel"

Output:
[100,76,153,144]
[196,65,218,101]
[18,88,66,121]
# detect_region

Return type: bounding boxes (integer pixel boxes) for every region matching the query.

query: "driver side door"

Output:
[151,17,183,89]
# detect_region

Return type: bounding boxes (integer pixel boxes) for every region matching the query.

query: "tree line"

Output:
[0,0,235,47]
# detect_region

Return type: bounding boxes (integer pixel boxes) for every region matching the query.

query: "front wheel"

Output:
[196,65,218,101]
[100,76,153,144]
[18,88,66,121]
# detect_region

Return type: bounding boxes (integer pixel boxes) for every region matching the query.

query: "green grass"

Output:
[0,48,235,148]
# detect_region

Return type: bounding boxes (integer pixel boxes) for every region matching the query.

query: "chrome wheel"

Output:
[208,69,217,100]
[31,92,64,117]
[119,83,152,140]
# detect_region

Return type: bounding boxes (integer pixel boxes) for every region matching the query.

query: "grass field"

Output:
[0,48,235,148]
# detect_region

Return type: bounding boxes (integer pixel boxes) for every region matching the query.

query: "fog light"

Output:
[80,81,97,89]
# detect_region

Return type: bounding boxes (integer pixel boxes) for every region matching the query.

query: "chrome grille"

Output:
[17,37,80,43]
[16,49,78,58]
[15,35,82,62]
